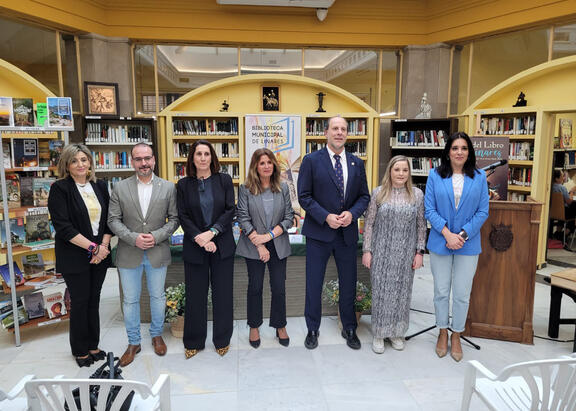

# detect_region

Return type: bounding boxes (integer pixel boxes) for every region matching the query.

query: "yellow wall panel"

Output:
[2,0,575,46]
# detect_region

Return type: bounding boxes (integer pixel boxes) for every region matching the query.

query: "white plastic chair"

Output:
[460,354,576,410]
[25,374,170,411]
[0,375,35,411]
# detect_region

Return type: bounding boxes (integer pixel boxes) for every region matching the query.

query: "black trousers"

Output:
[305,230,358,332]
[245,241,287,329]
[183,251,234,350]
[62,264,107,357]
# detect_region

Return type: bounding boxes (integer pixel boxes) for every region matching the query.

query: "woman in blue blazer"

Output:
[424,132,489,362]
[236,148,294,348]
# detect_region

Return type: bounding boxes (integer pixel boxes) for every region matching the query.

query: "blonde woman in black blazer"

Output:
[236,148,294,348]
[48,144,113,367]
[176,140,236,358]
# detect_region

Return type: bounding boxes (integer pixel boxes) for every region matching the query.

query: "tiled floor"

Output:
[1,253,575,410]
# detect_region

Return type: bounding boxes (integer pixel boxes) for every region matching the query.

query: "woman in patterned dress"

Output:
[362,155,426,354]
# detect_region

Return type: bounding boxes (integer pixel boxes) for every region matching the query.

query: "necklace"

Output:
[76,182,88,188]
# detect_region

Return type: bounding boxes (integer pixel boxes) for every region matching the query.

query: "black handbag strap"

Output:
[106,352,115,379]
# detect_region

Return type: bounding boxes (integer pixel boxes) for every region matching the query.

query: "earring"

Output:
[86,169,91,177]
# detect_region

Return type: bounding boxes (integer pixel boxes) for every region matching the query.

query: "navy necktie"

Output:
[334,154,344,207]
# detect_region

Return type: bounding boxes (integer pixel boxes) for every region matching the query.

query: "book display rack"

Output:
[0,57,74,345]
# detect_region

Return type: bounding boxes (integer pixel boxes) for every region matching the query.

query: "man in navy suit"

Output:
[298,116,370,349]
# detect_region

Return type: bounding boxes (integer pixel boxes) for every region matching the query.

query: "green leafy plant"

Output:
[322,280,371,312]
[165,283,185,323]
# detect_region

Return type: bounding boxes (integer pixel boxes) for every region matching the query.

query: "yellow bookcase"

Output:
[463,55,576,267]
[158,74,380,190]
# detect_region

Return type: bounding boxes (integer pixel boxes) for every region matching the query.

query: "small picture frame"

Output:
[262,86,280,112]
[84,82,119,117]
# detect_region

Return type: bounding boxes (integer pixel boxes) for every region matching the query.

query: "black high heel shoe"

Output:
[89,350,106,362]
[249,328,260,349]
[276,329,290,347]
[75,355,94,368]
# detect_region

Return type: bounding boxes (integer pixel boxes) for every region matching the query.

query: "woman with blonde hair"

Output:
[48,144,113,367]
[362,155,426,354]
[236,148,294,348]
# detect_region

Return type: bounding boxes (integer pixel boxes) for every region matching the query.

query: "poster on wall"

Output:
[245,115,301,215]
[472,137,509,201]
[559,118,573,149]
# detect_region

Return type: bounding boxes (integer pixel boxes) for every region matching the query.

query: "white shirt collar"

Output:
[137,174,154,185]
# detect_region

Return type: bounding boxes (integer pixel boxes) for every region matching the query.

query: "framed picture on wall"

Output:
[262,86,280,112]
[84,82,119,117]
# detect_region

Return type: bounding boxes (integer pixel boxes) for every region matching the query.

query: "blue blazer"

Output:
[424,168,489,255]
[298,148,370,246]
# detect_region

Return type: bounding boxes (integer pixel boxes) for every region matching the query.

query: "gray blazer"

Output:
[108,174,179,268]
[236,182,294,260]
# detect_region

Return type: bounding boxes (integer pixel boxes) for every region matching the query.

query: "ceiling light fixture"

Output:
[216,0,335,21]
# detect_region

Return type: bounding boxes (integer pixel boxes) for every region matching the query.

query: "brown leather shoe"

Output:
[119,344,141,367]
[152,336,167,356]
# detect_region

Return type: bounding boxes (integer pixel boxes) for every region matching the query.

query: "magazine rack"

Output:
[0,126,71,347]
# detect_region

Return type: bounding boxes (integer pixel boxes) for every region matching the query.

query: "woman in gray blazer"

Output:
[236,148,294,348]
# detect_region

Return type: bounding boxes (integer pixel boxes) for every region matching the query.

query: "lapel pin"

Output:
[351,162,355,166]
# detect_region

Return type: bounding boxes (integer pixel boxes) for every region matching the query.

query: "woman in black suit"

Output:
[176,139,236,358]
[47,144,113,367]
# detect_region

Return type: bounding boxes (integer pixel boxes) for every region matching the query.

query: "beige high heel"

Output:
[436,329,448,358]
[450,332,463,362]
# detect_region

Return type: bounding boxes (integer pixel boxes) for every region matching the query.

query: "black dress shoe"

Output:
[341,329,361,350]
[75,355,94,368]
[249,338,261,348]
[276,329,290,347]
[304,330,319,349]
[89,350,106,362]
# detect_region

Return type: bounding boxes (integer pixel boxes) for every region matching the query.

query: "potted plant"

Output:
[323,280,371,328]
[165,283,185,337]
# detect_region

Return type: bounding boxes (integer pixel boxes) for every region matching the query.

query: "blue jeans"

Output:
[429,252,479,333]
[118,253,167,345]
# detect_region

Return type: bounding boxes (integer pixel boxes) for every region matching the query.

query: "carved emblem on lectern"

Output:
[489,224,513,251]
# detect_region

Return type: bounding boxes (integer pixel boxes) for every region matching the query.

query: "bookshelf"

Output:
[83,116,157,191]
[471,110,537,202]
[388,118,454,190]
[0,57,71,344]
[158,74,380,194]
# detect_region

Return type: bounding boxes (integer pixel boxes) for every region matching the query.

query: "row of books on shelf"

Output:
[391,130,447,147]
[0,96,73,129]
[85,123,153,143]
[305,119,367,136]
[0,254,56,284]
[554,151,576,168]
[173,142,239,159]
[478,115,536,135]
[91,151,132,170]
[305,141,367,157]
[0,212,55,249]
[173,119,239,136]
[174,164,240,180]
[2,139,63,169]
[0,287,69,329]
[0,175,54,208]
[409,157,441,175]
[508,167,532,187]
[509,142,534,161]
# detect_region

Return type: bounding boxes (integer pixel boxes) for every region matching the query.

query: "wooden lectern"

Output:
[464,200,542,344]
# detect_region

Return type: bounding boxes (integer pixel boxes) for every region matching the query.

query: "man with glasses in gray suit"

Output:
[108,142,179,366]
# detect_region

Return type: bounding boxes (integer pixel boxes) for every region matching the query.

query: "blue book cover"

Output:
[0,261,25,286]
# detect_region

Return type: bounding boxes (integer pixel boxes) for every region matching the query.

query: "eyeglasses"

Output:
[132,156,153,163]
[198,178,205,192]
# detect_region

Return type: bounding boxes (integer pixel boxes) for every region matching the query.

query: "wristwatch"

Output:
[458,230,469,241]
[210,227,219,236]
[416,249,425,255]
